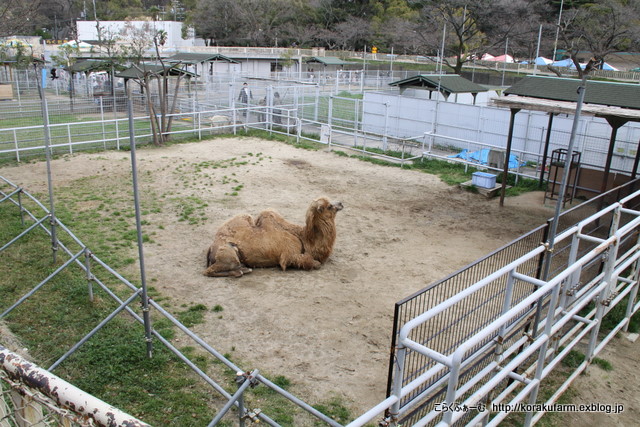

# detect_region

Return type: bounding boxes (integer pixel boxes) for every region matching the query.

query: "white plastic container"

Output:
[472,172,496,189]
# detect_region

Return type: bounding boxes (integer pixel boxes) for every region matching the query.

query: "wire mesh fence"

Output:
[385,178,640,426]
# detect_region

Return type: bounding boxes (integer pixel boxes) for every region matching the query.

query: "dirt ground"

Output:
[1,136,637,423]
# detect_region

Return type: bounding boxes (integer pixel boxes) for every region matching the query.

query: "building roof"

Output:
[306,56,348,66]
[503,76,640,110]
[389,74,488,94]
[65,59,114,73]
[115,63,198,79]
[165,53,239,64]
[0,56,45,65]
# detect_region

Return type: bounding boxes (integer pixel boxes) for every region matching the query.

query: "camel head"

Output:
[307,197,343,224]
[302,197,343,264]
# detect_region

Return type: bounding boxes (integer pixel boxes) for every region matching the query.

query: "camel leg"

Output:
[203,267,244,277]
[203,242,252,277]
[279,253,322,271]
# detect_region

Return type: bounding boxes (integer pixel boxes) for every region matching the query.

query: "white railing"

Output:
[349,190,640,426]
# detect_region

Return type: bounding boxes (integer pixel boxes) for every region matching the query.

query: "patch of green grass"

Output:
[562,349,586,368]
[592,357,613,371]
[177,304,208,327]
[312,395,352,425]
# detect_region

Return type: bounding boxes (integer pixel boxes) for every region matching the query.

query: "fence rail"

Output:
[383,178,640,426]
[0,174,348,426]
[2,79,640,426]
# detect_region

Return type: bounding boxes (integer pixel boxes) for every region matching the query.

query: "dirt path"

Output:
[3,136,632,421]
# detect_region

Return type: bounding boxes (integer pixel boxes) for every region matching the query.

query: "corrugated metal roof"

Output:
[115,63,197,79]
[504,76,640,110]
[388,74,488,94]
[306,56,348,65]
[165,53,239,64]
[65,59,113,73]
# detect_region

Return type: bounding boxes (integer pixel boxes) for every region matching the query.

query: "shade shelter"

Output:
[389,74,488,104]
[492,75,640,206]
[305,56,348,81]
[306,56,348,67]
[115,63,198,80]
[165,52,238,73]
[165,53,238,100]
[65,59,112,74]
[115,63,198,96]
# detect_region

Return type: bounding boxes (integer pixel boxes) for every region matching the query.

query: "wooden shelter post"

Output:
[599,117,629,196]
[632,137,640,179]
[500,108,520,207]
[539,113,556,188]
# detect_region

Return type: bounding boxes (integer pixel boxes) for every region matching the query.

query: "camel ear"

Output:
[316,205,324,213]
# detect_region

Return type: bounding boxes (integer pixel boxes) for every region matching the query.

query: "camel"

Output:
[204,197,343,277]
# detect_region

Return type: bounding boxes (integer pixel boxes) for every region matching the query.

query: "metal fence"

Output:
[384,178,640,426]
[0,174,347,426]
[2,75,640,426]
[0,346,149,426]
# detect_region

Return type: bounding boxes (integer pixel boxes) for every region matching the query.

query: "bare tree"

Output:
[412,0,490,74]
[557,0,640,77]
[120,21,156,64]
[130,31,186,146]
[409,0,551,73]
[333,16,373,51]
[0,0,43,36]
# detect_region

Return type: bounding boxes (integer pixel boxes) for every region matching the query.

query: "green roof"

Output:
[389,74,488,94]
[504,76,640,110]
[165,53,239,64]
[306,56,348,66]
[65,59,115,73]
[115,63,198,79]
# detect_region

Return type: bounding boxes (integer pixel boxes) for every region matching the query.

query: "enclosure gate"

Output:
[385,179,640,426]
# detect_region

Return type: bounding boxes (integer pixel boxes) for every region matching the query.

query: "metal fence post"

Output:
[314,85,320,122]
[383,102,389,151]
[126,96,154,359]
[100,97,106,150]
[523,276,563,426]
[17,190,25,227]
[67,125,73,154]
[84,247,94,302]
[586,206,622,361]
[624,233,640,332]
[13,129,19,162]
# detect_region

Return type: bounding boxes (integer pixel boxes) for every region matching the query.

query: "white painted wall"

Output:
[77,21,195,47]
[362,91,640,173]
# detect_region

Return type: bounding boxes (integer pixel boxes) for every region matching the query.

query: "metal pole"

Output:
[208,370,259,427]
[552,0,565,62]
[127,96,154,358]
[544,77,588,273]
[35,64,58,263]
[533,75,589,339]
[533,25,542,75]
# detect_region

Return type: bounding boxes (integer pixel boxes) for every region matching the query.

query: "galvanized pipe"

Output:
[0,187,22,204]
[0,346,150,427]
[126,96,154,359]
[48,289,143,372]
[0,249,84,319]
[0,215,49,253]
[207,370,258,427]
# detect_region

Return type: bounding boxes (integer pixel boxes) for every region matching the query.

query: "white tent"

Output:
[534,56,552,65]
[551,58,579,68]
[61,40,93,49]
[484,54,514,63]
[602,62,619,71]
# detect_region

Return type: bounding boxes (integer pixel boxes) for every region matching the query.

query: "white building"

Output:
[77,20,195,48]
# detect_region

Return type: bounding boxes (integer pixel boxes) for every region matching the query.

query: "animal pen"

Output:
[0,70,639,426]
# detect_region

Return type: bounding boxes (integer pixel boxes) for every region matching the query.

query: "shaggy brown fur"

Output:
[204,197,343,277]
